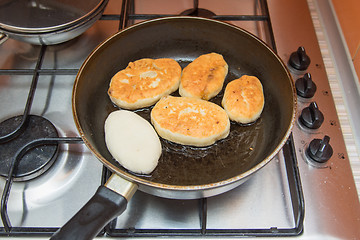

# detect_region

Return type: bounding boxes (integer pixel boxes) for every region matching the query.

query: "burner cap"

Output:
[180,8,216,18]
[0,115,59,181]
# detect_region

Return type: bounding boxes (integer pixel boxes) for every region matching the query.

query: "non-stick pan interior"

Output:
[73,17,295,188]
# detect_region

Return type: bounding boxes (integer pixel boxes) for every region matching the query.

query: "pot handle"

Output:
[50,174,138,240]
[0,33,8,45]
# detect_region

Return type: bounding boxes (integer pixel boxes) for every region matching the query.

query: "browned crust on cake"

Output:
[179,53,228,100]
[108,58,181,109]
[151,96,230,146]
[222,75,264,124]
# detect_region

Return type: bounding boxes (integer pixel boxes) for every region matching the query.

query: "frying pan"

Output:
[51,16,296,239]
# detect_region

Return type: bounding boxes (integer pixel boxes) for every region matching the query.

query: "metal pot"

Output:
[0,0,108,45]
[51,16,296,239]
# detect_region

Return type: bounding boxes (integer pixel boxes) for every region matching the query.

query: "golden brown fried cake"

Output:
[108,58,181,110]
[179,53,228,100]
[151,96,230,147]
[222,75,265,124]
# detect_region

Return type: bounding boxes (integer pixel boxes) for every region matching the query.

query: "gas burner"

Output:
[0,115,59,181]
[180,0,216,18]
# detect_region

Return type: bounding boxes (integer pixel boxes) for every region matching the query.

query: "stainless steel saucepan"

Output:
[0,0,108,45]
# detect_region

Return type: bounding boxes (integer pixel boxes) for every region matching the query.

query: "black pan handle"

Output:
[50,174,138,240]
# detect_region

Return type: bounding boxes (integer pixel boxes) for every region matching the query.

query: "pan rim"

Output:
[72,16,297,193]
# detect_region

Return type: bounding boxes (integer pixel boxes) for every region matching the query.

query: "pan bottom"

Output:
[112,99,267,186]
[102,59,277,187]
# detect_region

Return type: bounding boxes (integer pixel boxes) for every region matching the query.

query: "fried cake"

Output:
[151,96,230,147]
[179,53,228,100]
[108,58,181,110]
[222,75,265,124]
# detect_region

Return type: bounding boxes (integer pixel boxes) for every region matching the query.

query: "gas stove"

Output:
[0,0,359,239]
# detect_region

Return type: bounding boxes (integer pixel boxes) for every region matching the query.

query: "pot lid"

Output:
[0,0,105,33]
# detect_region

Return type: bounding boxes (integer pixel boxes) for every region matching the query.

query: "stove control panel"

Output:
[287,46,343,167]
[270,0,360,236]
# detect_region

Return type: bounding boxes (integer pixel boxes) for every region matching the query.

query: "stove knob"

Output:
[307,135,333,163]
[289,46,311,71]
[299,102,324,129]
[295,73,317,98]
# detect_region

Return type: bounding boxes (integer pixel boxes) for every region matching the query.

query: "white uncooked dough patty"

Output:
[104,110,162,174]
